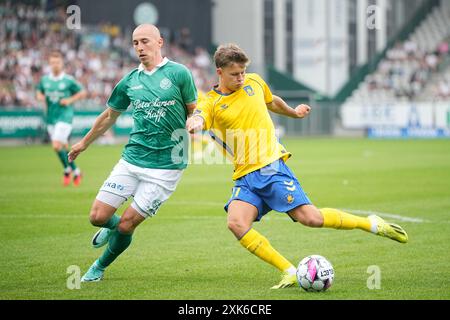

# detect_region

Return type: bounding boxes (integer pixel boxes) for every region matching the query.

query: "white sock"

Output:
[286,266,297,275]
[368,215,379,233]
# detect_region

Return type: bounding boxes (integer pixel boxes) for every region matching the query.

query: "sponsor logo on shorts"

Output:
[147,199,162,216]
[103,181,125,191]
[284,180,296,191]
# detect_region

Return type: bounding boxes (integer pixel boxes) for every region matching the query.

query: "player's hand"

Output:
[60,98,71,106]
[295,104,311,119]
[68,141,87,162]
[186,116,204,133]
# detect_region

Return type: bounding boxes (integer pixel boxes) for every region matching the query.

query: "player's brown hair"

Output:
[48,50,63,59]
[214,44,250,68]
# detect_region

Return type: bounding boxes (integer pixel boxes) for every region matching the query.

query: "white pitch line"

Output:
[341,208,429,223]
[0,204,432,224]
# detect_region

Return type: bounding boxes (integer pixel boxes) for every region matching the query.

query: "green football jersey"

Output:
[107,58,198,170]
[37,73,84,125]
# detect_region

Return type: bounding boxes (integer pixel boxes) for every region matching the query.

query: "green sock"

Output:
[101,214,120,230]
[69,158,78,171]
[56,149,69,169]
[98,230,132,268]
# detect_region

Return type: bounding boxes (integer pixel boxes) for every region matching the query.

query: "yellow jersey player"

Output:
[186,44,408,289]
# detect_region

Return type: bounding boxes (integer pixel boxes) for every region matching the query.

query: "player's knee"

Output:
[299,216,321,227]
[52,143,63,152]
[89,207,109,226]
[117,218,135,234]
[227,218,250,236]
[293,207,323,228]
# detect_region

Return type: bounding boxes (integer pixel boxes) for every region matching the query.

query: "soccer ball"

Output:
[296,255,334,292]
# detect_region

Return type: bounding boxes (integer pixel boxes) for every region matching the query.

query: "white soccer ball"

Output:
[296,255,334,292]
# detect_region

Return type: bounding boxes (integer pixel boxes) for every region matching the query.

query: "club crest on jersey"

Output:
[243,85,254,96]
[58,83,66,90]
[286,194,294,204]
[160,78,172,90]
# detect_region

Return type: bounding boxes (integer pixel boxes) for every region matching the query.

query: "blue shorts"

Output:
[224,159,312,221]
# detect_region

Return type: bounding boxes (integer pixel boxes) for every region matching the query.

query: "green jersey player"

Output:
[36,50,87,186]
[68,24,197,282]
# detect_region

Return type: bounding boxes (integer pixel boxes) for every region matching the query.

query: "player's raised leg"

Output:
[227,200,297,289]
[82,205,144,282]
[89,199,122,249]
[288,206,408,243]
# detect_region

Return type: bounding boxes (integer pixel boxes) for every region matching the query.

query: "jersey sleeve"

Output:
[195,97,214,130]
[178,66,198,105]
[250,73,273,104]
[258,74,273,104]
[69,78,84,95]
[107,75,131,112]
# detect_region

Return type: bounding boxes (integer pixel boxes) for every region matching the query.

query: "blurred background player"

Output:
[187,43,408,289]
[68,24,197,282]
[36,50,86,186]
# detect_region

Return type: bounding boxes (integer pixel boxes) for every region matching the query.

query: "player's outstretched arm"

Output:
[68,107,121,161]
[267,95,311,119]
[60,90,88,106]
[186,115,205,134]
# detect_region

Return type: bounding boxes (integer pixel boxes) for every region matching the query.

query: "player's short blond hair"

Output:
[214,44,250,68]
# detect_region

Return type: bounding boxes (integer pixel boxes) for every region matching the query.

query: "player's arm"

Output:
[267,95,311,119]
[186,114,205,133]
[36,89,48,114]
[36,90,46,102]
[186,100,214,133]
[60,89,87,106]
[186,102,197,117]
[68,108,120,161]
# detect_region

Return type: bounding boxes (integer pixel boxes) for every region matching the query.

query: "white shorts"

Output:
[96,159,183,218]
[47,122,72,144]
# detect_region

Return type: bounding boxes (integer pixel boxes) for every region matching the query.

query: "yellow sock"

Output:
[320,208,372,232]
[239,229,294,273]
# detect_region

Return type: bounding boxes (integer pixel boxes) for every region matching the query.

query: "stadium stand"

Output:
[345,2,450,105]
[0,1,215,110]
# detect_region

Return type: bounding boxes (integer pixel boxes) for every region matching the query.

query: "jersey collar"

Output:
[138,57,169,76]
[48,72,65,81]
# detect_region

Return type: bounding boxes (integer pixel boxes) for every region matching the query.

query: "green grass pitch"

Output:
[0,138,449,300]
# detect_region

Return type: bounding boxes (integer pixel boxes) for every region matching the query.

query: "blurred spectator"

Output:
[436,78,450,99]
[363,35,449,101]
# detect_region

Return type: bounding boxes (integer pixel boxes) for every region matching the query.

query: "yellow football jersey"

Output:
[197,73,291,180]
[197,90,207,103]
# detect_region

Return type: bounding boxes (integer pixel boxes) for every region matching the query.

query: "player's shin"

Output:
[320,208,372,232]
[97,230,132,269]
[56,149,70,169]
[239,228,295,274]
